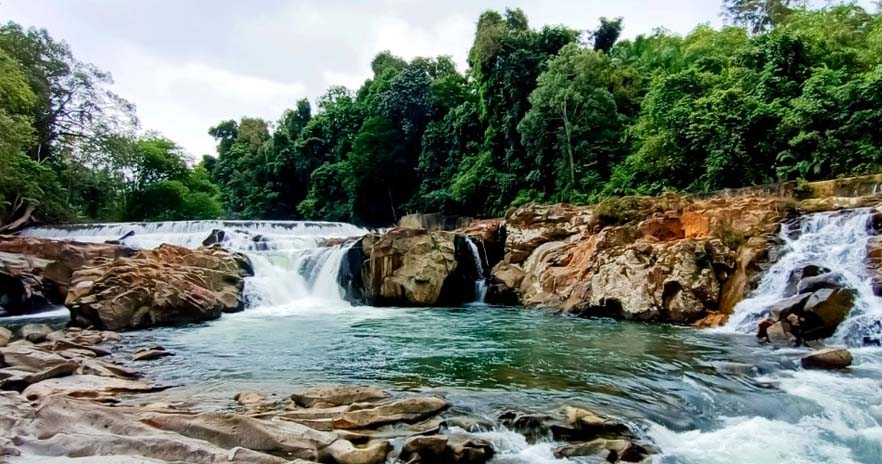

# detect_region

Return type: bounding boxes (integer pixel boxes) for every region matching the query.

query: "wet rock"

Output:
[766,321,796,344]
[358,229,482,306]
[0,343,72,371]
[801,347,853,370]
[132,347,175,362]
[718,236,770,315]
[766,293,812,320]
[447,435,495,464]
[290,385,388,408]
[563,406,629,435]
[804,288,856,335]
[235,391,267,406]
[16,323,52,343]
[0,326,10,347]
[400,435,449,463]
[332,396,449,429]
[555,438,651,462]
[797,272,846,295]
[202,229,227,247]
[783,265,830,296]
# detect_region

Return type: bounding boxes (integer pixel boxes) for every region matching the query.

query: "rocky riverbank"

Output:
[0,325,654,463]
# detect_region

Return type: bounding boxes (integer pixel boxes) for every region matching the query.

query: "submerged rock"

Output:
[801,347,853,370]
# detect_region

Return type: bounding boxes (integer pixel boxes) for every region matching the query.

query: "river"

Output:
[11,212,882,464]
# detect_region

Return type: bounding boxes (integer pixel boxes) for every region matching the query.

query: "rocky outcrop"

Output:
[350,228,482,306]
[756,266,857,344]
[489,196,794,323]
[66,244,253,331]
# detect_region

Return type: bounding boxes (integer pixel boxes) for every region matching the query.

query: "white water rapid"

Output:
[21,220,367,309]
[650,208,882,464]
[724,209,882,345]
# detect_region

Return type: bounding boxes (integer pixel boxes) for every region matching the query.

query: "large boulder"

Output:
[359,229,477,306]
[567,239,735,323]
[804,288,856,336]
[0,251,57,315]
[66,244,252,331]
[0,235,136,297]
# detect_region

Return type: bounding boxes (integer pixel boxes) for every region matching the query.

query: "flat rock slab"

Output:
[290,385,388,408]
[22,374,165,400]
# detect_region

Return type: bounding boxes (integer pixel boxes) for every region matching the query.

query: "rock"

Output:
[504,203,597,264]
[400,435,449,463]
[447,435,495,464]
[0,326,10,347]
[22,375,165,400]
[66,244,251,331]
[566,239,735,323]
[332,396,449,429]
[132,348,175,362]
[801,347,853,370]
[16,323,52,343]
[235,391,267,406]
[5,395,293,463]
[555,438,651,462]
[359,229,470,306]
[766,321,796,344]
[455,219,506,268]
[766,293,813,320]
[144,411,390,463]
[718,236,770,314]
[290,385,388,408]
[0,251,56,314]
[202,229,227,247]
[797,272,846,295]
[0,343,72,371]
[563,406,629,437]
[804,288,856,336]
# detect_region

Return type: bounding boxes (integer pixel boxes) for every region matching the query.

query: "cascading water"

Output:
[21,220,367,309]
[465,237,488,304]
[724,209,882,345]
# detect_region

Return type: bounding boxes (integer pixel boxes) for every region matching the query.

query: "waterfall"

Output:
[465,237,488,304]
[21,220,366,309]
[725,209,882,345]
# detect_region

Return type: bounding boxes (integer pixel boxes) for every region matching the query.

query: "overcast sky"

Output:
[0,1,873,158]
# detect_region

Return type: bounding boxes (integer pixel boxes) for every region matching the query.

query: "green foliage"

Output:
[8,5,882,229]
[714,223,747,250]
[595,196,647,226]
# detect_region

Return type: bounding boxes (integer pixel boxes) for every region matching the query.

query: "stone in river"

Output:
[801,347,853,370]
[132,348,175,362]
[16,323,52,343]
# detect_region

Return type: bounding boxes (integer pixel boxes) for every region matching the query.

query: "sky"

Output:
[0,0,871,159]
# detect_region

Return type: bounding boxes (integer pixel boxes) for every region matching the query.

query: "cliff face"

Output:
[483,195,797,324]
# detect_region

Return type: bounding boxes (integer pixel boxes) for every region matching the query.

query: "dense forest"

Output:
[2,1,882,228]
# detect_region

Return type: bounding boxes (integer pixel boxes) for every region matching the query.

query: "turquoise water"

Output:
[99,303,882,464]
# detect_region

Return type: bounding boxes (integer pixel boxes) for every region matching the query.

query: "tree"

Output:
[722,0,804,33]
[0,22,137,162]
[592,17,624,54]
[519,44,632,201]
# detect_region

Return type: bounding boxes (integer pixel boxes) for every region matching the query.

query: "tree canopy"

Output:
[3,2,882,229]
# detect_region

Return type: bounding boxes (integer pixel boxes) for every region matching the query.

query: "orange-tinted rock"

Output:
[718,236,770,314]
